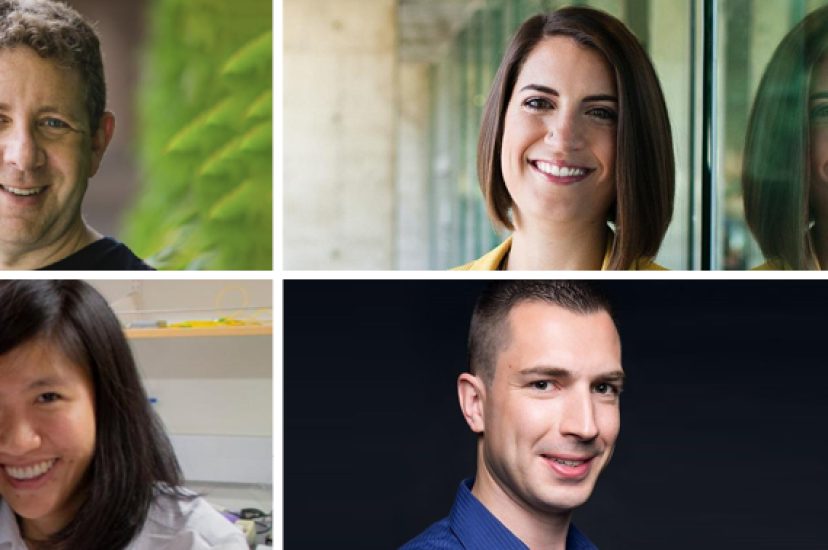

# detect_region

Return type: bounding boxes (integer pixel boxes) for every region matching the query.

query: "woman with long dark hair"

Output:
[0,281,246,549]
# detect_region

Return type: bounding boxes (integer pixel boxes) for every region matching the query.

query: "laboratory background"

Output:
[91,279,274,548]
[284,0,828,270]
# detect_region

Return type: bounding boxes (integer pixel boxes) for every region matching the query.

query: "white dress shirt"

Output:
[0,494,248,549]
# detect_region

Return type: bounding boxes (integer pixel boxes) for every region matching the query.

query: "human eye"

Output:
[529,380,555,391]
[810,103,828,122]
[45,118,67,127]
[35,392,62,404]
[587,106,617,122]
[523,97,553,111]
[593,383,621,399]
[39,118,72,136]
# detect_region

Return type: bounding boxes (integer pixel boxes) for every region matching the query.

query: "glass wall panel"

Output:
[426,0,694,269]
[716,0,828,269]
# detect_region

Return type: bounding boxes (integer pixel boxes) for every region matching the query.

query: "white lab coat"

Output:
[0,494,248,550]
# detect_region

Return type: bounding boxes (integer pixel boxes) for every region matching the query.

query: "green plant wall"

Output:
[124,0,272,270]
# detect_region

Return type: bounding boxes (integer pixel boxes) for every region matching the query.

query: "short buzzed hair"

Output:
[468,281,614,385]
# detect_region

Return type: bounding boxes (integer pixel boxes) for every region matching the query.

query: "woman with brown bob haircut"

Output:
[743,6,828,270]
[454,7,674,270]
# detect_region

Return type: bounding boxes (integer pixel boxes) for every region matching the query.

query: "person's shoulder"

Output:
[132,494,247,549]
[635,258,669,271]
[450,237,512,271]
[398,518,458,550]
[38,237,155,271]
[750,259,784,270]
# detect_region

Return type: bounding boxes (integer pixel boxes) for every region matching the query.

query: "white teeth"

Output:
[534,162,586,178]
[3,185,44,196]
[551,458,585,467]
[4,459,55,480]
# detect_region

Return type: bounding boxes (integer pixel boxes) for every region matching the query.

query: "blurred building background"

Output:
[284,0,828,270]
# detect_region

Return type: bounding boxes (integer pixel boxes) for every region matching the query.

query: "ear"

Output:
[457,373,486,434]
[88,111,115,178]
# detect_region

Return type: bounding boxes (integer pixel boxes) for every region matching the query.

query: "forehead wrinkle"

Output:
[0,51,88,126]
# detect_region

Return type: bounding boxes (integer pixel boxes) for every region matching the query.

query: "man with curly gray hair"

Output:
[0,0,151,270]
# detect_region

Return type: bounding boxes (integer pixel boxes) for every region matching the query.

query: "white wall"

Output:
[283,0,397,269]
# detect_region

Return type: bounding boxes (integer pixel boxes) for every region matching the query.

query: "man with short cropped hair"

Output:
[400,281,623,550]
[0,0,151,270]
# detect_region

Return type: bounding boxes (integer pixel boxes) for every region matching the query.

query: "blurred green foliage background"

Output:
[124,0,272,270]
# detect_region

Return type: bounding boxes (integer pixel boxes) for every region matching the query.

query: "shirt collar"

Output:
[0,500,24,549]
[467,232,619,271]
[448,478,598,550]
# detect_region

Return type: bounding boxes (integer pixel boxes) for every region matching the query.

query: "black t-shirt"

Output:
[38,237,155,271]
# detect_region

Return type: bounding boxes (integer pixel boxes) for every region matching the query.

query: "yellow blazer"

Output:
[451,236,667,271]
[751,258,822,270]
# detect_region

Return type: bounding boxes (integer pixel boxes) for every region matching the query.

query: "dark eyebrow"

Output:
[518,366,573,378]
[518,366,625,383]
[595,371,626,385]
[518,84,617,103]
[0,103,83,122]
[811,91,828,101]
[26,376,65,391]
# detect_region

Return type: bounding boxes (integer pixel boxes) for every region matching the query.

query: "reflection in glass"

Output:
[742,7,828,269]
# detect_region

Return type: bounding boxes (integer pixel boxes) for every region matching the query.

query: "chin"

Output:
[534,485,596,513]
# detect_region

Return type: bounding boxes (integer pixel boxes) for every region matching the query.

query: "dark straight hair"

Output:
[477,7,675,270]
[742,6,828,270]
[0,281,191,550]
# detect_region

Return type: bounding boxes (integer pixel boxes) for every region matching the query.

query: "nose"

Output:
[559,388,599,441]
[0,412,42,455]
[544,109,585,152]
[2,121,45,172]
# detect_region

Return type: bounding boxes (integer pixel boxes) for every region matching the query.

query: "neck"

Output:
[472,466,573,550]
[0,220,100,270]
[505,215,608,271]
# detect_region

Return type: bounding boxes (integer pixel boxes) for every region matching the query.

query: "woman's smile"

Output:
[2,458,59,489]
[529,160,596,184]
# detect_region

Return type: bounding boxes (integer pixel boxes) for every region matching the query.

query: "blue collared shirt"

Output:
[398,478,599,550]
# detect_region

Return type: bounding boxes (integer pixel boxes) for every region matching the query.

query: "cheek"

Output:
[812,127,828,184]
[592,127,616,175]
[597,406,620,447]
[55,404,96,458]
[501,111,542,171]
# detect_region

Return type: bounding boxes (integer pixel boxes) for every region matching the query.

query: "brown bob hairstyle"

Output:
[742,7,828,270]
[477,7,675,270]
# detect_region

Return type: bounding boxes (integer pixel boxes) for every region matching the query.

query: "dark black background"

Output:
[285,280,828,549]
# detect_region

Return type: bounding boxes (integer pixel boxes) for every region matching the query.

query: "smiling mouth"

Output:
[1,185,47,197]
[547,457,587,467]
[4,459,57,481]
[530,161,594,179]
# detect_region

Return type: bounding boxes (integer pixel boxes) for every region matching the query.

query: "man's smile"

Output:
[0,184,47,197]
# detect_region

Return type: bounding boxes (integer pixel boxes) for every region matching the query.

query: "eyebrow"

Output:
[26,376,65,391]
[518,366,625,382]
[810,91,828,101]
[519,84,618,103]
[0,102,82,120]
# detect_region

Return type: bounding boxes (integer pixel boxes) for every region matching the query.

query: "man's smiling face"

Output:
[477,301,623,514]
[0,46,107,253]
